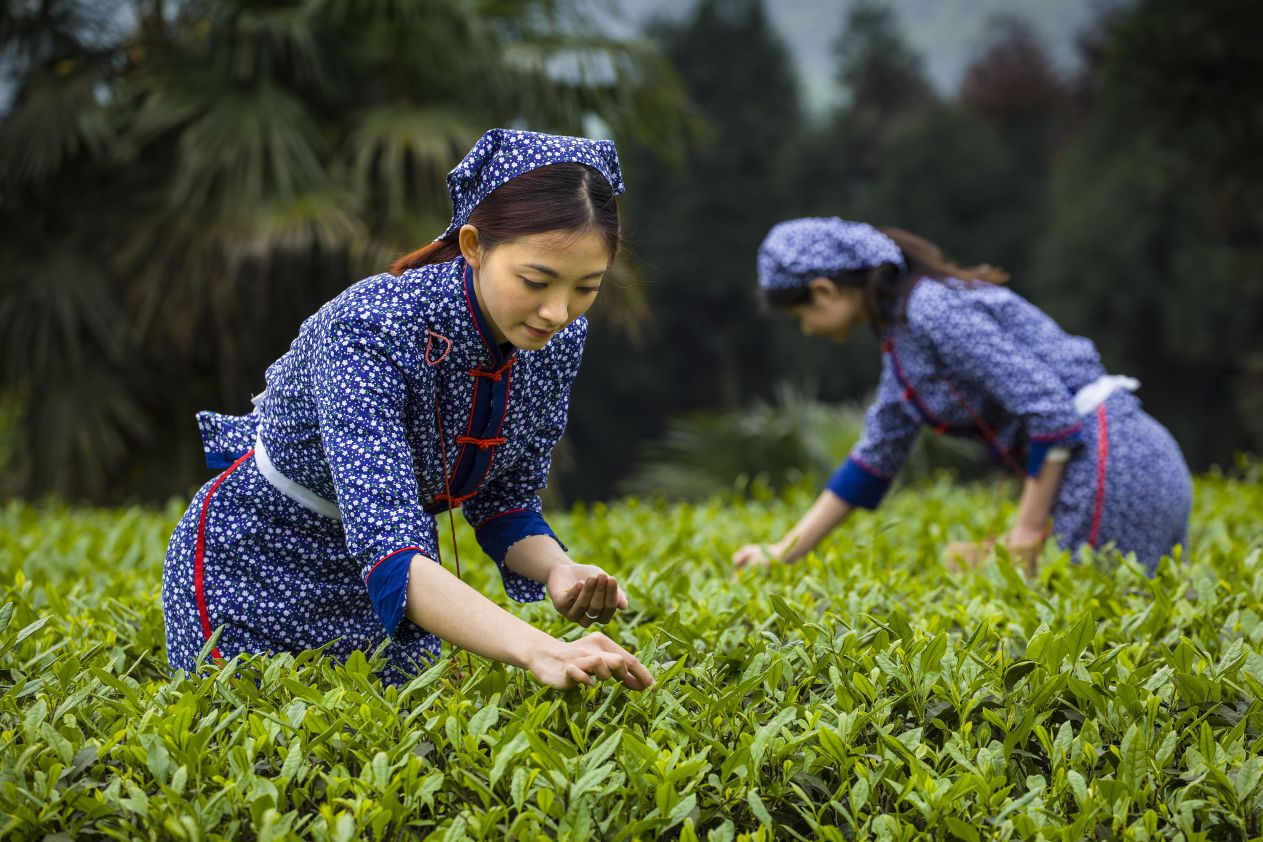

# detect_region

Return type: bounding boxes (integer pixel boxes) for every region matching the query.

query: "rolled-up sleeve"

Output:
[312,314,437,636]
[912,288,1082,476]
[461,320,586,602]
[828,361,921,509]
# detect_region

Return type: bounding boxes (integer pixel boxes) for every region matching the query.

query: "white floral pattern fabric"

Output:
[829,278,1192,572]
[757,217,906,290]
[164,257,584,680]
[441,128,624,238]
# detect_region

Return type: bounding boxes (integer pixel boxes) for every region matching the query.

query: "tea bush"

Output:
[2,461,1262,840]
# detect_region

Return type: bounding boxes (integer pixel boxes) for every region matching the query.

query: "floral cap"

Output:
[442,128,625,238]
[757,217,905,290]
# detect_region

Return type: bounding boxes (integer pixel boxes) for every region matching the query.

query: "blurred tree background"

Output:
[1,0,1259,504]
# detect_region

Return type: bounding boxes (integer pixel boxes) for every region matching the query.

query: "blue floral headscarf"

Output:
[757,217,906,291]
[442,128,625,238]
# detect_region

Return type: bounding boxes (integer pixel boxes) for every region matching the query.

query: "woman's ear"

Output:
[807,276,838,303]
[458,224,483,269]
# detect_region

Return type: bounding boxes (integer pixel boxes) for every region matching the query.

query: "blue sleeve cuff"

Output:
[206,450,247,470]
[364,547,423,636]
[475,510,561,603]
[1027,427,1083,476]
[827,457,893,510]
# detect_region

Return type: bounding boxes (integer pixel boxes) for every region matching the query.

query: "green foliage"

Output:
[621,383,986,501]
[568,0,807,500]
[0,0,692,502]
[3,465,1262,838]
[832,0,934,128]
[1026,0,1263,467]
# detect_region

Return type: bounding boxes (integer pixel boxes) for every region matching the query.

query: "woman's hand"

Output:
[1006,523,1046,551]
[526,633,655,691]
[1005,523,1047,578]
[732,542,785,569]
[732,493,851,570]
[944,526,1045,578]
[942,537,997,572]
[547,564,628,627]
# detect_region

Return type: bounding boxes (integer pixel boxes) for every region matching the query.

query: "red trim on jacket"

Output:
[462,265,496,357]
[193,449,254,660]
[1088,404,1110,547]
[364,546,426,584]
[1030,422,1083,442]
[477,506,528,528]
[849,453,895,481]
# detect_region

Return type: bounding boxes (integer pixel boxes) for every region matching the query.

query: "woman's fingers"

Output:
[564,663,595,688]
[557,635,656,691]
[565,652,617,685]
[733,544,770,568]
[589,634,654,687]
[555,568,629,627]
[555,577,581,613]
[583,652,649,689]
[606,653,651,690]
[598,575,619,623]
[570,577,596,625]
[591,652,620,681]
[574,573,617,625]
[623,655,655,689]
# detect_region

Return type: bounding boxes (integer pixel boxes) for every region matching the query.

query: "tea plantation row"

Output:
[2,463,1262,840]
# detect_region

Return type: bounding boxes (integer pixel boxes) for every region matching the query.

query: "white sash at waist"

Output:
[254,436,342,520]
[1072,374,1139,417]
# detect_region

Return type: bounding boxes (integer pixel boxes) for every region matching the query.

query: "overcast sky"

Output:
[594,0,1105,116]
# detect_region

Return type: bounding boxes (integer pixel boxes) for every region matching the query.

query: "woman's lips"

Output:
[524,325,554,340]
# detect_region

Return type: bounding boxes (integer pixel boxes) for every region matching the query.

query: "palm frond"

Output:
[495,35,699,160]
[0,243,127,383]
[168,83,329,215]
[1,361,152,499]
[586,253,651,348]
[0,59,115,184]
[224,189,369,266]
[622,384,991,501]
[217,0,332,91]
[346,104,482,222]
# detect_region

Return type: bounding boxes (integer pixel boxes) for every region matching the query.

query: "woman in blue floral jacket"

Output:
[164,129,653,691]
[733,218,1191,575]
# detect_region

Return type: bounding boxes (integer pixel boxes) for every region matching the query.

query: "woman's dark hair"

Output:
[390,162,620,274]
[762,227,1010,328]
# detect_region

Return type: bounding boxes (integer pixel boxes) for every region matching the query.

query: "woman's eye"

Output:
[521,277,547,290]
[579,286,601,295]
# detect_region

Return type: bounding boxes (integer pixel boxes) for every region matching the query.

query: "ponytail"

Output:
[761,226,1010,328]
[391,238,462,275]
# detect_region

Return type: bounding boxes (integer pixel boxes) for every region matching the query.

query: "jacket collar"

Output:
[454,258,516,369]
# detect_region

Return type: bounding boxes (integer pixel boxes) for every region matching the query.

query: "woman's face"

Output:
[461,225,610,351]
[786,278,867,342]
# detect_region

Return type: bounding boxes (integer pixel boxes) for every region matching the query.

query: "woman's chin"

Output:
[512,328,555,350]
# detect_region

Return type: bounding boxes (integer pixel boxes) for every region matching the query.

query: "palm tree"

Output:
[0,0,693,500]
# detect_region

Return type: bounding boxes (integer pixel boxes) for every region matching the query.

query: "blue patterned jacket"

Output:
[830,278,1105,508]
[196,257,582,634]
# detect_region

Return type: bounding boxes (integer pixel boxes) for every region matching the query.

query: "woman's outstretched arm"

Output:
[733,491,854,567]
[1008,455,1068,548]
[404,553,653,691]
[505,535,629,627]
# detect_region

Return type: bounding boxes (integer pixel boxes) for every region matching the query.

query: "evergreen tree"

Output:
[783,1,936,222]
[0,0,690,501]
[568,0,804,499]
[1029,0,1263,464]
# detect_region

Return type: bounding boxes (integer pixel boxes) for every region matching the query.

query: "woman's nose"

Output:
[539,295,567,326]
